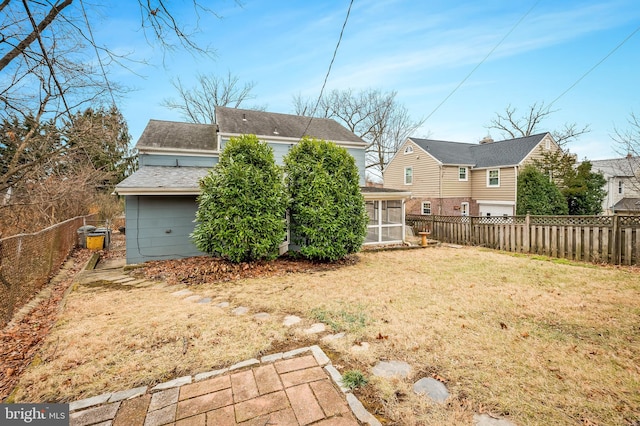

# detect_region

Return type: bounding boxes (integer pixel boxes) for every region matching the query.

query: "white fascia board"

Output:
[472,164,518,170]
[114,188,201,196]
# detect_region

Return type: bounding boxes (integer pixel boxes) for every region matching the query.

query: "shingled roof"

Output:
[136,120,217,152]
[409,133,549,168]
[216,106,366,145]
[115,166,209,195]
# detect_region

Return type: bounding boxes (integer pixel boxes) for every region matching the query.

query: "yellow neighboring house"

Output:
[383,133,559,217]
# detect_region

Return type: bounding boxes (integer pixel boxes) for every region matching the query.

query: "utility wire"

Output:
[423,0,540,124]
[301,0,354,138]
[548,23,640,109]
[79,0,116,106]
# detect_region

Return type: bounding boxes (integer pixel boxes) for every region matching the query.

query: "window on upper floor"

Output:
[459,167,468,181]
[487,169,500,187]
[619,180,624,194]
[422,201,431,215]
[545,139,551,150]
[404,145,413,154]
[404,167,413,185]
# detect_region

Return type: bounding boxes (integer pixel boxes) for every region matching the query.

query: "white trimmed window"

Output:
[461,202,469,216]
[487,169,500,187]
[618,180,624,194]
[545,139,551,150]
[421,201,431,215]
[459,167,468,181]
[404,167,413,185]
[404,145,413,154]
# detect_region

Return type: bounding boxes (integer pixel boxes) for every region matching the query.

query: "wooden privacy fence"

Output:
[406,214,640,266]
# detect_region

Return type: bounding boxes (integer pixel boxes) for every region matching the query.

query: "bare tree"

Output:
[613,112,640,157]
[161,71,262,123]
[487,102,590,147]
[293,89,425,180]
[0,0,229,234]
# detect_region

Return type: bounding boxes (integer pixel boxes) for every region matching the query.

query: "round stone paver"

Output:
[253,312,271,320]
[473,414,517,426]
[371,360,412,379]
[413,377,449,403]
[350,342,370,352]
[283,315,302,327]
[232,306,249,315]
[304,323,326,334]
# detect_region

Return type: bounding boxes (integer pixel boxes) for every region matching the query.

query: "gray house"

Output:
[115,107,409,264]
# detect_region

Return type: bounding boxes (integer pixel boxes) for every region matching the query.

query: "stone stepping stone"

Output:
[413,377,449,403]
[283,315,301,327]
[350,342,370,352]
[253,312,271,320]
[171,289,193,297]
[304,323,326,334]
[371,360,411,379]
[183,295,203,303]
[232,306,249,315]
[197,297,212,304]
[322,332,346,342]
[473,414,517,426]
[214,301,230,308]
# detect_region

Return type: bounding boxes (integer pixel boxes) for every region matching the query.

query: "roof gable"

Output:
[136,120,217,152]
[408,133,549,168]
[215,106,365,145]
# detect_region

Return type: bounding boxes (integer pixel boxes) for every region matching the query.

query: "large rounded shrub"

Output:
[192,134,286,262]
[517,164,568,215]
[284,137,367,261]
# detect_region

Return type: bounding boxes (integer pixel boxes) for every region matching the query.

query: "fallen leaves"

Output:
[0,250,91,401]
[136,254,359,286]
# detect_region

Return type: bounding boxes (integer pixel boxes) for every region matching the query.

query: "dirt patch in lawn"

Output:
[7,246,640,425]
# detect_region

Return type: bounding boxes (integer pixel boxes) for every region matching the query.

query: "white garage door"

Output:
[478,203,514,217]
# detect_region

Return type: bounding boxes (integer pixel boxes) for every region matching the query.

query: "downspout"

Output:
[439,164,443,215]
[514,165,518,215]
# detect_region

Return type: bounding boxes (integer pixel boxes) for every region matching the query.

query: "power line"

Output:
[423,0,541,124]
[548,23,640,109]
[301,0,354,138]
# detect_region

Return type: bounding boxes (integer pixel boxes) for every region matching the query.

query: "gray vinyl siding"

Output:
[140,154,218,168]
[124,195,204,264]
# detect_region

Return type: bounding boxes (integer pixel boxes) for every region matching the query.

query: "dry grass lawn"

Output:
[10,246,640,425]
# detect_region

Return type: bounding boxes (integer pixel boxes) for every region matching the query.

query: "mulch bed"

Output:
[134,254,360,286]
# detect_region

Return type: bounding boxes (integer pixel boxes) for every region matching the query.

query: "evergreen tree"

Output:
[284,137,367,261]
[192,135,286,262]
[562,161,607,215]
[517,165,568,215]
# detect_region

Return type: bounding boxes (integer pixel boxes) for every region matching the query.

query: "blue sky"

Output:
[98,0,640,161]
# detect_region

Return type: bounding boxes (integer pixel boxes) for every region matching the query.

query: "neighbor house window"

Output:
[422,201,431,215]
[459,167,468,181]
[404,167,413,185]
[487,169,500,187]
[619,181,624,194]
[461,202,469,216]
[545,139,551,150]
[404,145,413,154]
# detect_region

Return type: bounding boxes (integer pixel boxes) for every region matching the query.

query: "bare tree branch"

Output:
[161,71,262,123]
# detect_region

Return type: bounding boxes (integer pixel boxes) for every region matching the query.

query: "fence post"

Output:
[612,214,619,265]
[524,213,530,253]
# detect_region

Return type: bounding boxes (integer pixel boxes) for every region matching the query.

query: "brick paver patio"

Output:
[69,347,378,426]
